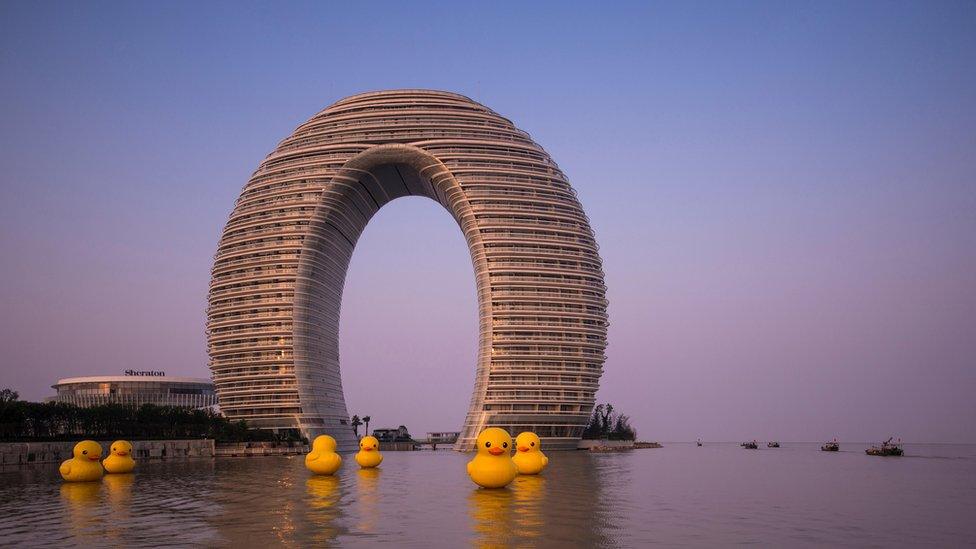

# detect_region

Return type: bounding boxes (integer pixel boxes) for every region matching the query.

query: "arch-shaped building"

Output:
[208,90,607,450]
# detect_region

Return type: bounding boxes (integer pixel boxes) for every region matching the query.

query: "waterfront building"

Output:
[426,432,460,444]
[50,375,217,409]
[207,90,608,450]
[373,426,413,442]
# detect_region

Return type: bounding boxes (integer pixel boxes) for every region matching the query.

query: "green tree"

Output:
[611,414,636,441]
[362,415,371,436]
[581,403,637,440]
[600,404,614,439]
[351,415,362,437]
[582,404,604,439]
[0,400,287,443]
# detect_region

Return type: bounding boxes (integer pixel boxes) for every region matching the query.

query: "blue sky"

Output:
[1,1,974,441]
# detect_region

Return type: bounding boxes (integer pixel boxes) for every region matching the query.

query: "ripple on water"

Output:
[1,444,975,547]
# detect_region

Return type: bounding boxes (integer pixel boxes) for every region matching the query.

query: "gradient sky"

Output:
[1,2,974,442]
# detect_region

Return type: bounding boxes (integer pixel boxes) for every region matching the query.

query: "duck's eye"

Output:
[373,444,377,448]
[531,442,535,446]
[82,450,88,455]
[503,442,508,448]
[485,441,491,448]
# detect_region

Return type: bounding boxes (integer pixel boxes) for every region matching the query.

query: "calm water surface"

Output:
[1,443,974,547]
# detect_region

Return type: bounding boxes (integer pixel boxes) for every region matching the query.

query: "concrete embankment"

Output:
[378,441,418,451]
[576,439,636,450]
[576,440,663,450]
[0,439,215,466]
[214,441,307,457]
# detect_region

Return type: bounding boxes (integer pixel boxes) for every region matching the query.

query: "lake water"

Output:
[1,443,974,547]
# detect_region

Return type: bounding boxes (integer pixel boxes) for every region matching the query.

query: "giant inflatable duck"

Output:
[355,435,383,468]
[305,434,342,475]
[466,427,517,489]
[102,440,136,473]
[60,440,104,482]
[512,431,548,475]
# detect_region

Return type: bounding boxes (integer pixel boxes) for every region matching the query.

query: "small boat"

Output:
[866,438,903,456]
[696,438,702,447]
[742,440,758,449]
[767,441,780,448]
[821,439,839,452]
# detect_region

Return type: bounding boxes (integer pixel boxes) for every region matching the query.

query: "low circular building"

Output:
[50,375,217,409]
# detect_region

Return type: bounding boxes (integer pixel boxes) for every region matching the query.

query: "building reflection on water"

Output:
[209,456,304,546]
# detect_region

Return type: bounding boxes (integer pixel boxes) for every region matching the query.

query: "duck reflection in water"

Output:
[103,473,135,507]
[305,475,342,543]
[511,474,546,541]
[468,487,515,548]
[355,467,380,534]
[61,481,104,542]
[102,473,135,543]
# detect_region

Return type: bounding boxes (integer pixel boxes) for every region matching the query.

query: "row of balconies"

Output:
[484,244,595,261]
[479,230,597,249]
[263,128,539,165]
[212,251,301,272]
[278,122,537,154]
[237,179,324,206]
[291,112,515,136]
[214,236,304,259]
[491,302,606,314]
[209,350,293,365]
[486,259,603,275]
[220,219,311,247]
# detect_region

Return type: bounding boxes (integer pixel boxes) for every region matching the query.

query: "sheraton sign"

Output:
[123,369,166,377]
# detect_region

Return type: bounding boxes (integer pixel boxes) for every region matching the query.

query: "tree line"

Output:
[0,388,282,442]
[581,403,637,440]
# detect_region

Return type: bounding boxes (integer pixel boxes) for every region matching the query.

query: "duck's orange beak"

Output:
[117,451,128,456]
[488,447,505,455]
[517,446,529,452]
[363,447,373,452]
[88,456,100,461]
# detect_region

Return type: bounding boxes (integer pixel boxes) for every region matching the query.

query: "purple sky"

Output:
[1,2,974,442]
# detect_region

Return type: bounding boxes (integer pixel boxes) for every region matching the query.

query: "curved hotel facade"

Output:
[208,90,607,450]
[51,376,217,409]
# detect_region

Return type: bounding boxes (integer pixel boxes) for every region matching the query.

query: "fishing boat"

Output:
[767,441,780,448]
[866,438,903,456]
[821,439,839,451]
[742,440,758,449]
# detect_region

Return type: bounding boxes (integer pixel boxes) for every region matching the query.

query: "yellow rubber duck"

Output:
[305,434,342,475]
[512,431,548,475]
[59,440,104,482]
[102,440,136,473]
[354,435,383,468]
[466,427,517,489]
